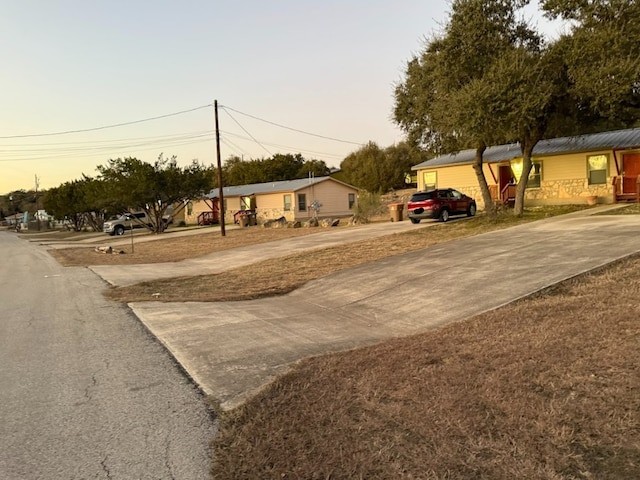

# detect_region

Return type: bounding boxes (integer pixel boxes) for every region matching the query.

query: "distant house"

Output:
[185,176,359,225]
[3,212,25,226]
[411,127,640,209]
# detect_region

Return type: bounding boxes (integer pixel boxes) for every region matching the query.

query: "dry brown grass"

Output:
[211,255,640,479]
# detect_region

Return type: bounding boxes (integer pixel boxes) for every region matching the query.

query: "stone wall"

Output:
[457,178,613,210]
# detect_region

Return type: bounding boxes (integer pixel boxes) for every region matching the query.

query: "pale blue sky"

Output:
[0,1,562,194]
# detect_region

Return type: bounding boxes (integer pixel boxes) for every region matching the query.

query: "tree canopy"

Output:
[0,190,37,218]
[222,153,330,186]
[96,155,213,233]
[339,141,424,193]
[395,0,640,215]
[395,0,541,214]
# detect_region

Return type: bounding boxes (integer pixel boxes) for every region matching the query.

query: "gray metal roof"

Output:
[207,176,347,198]
[412,127,640,170]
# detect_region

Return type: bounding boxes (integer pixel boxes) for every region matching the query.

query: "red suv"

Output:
[407,188,477,223]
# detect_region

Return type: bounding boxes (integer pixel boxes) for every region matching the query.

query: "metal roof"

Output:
[206,176,349,198]
[412,127,640,170]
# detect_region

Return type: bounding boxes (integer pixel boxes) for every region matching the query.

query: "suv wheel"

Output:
[410,217,420,224]
[114,225,125,236]
[467,203,477,217]
[439,209,450,222]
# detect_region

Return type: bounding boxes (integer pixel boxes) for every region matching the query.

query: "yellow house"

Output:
[412,128,640,209]
[186,176,359,225]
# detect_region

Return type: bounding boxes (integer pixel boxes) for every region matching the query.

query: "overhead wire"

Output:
[220,105,363,146]
[220,130,345,160]
[0,102,360,165]
[0,132,215,158]
[0,135,215,162]
[220,108,272,156]
[0,104,213,139]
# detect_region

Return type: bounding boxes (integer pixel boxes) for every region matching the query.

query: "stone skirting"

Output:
[459,178,613,210]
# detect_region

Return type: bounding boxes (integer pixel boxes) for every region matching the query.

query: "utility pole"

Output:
[214,100,226,236]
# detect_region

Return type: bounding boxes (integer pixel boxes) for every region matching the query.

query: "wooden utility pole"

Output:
[214,100,226,236]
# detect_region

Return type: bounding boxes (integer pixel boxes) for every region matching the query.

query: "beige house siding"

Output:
[253,192,291,222]
[522,151,615,205]
[183,199,216,225]
[414,149,622,210]
[186,178,358,225]
[293,181,356,220]
[418,163,495,209]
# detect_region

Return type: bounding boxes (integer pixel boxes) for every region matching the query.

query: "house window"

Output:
[528,161,542,188]
[512,159,542,188]
[423,171,437,189]
[587,154,608,185]
[283,194,292,211]
[240,196,252,211]
[297,193,307,212]
[348,193,356,209]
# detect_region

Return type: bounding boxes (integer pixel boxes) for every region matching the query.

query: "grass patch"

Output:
[211,254,640,479]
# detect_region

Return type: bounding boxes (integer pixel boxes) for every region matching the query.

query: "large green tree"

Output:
[501,0,640,214]
[395,0,540,215]
[476,44,573,214]
[97,155,213,233]
[542,0,640,126]
[339,141,422,193]
[340,142,389,193]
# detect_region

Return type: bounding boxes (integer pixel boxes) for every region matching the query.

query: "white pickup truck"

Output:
[103,212,151,236]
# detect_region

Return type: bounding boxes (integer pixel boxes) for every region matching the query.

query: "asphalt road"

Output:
[0,232,216,479]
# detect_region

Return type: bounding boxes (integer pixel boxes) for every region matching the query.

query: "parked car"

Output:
[103,212,150,236]
[103,211,172,236]
[407,188,476,223]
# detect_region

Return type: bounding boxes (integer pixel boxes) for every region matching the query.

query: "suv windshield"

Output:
[410,191,436,202]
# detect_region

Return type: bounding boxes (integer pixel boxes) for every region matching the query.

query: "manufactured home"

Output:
[411,128,640,209]
[185,176,358,225]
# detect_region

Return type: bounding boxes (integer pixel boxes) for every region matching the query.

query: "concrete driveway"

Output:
[91,207,640,410]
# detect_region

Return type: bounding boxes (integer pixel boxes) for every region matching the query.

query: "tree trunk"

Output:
[472,143,496,217]
[513,142,535,216]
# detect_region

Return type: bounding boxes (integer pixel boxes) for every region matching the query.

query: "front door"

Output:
[499,165,512,191]
[622,153,640,194]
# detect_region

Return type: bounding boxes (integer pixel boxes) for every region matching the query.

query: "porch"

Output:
[488,184,517,207]
[612,176,640,204]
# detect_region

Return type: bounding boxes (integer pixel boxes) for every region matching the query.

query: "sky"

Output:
[0,1,563,195]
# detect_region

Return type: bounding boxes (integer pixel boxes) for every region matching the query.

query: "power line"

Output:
[221,108,272,156]
[0,136,215,162]
[220,105,363,146]
[0,130,214,148]
[220,130,344,160]
[0,132,214,157]
[0,102,361,165]
[0,104,213,139]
